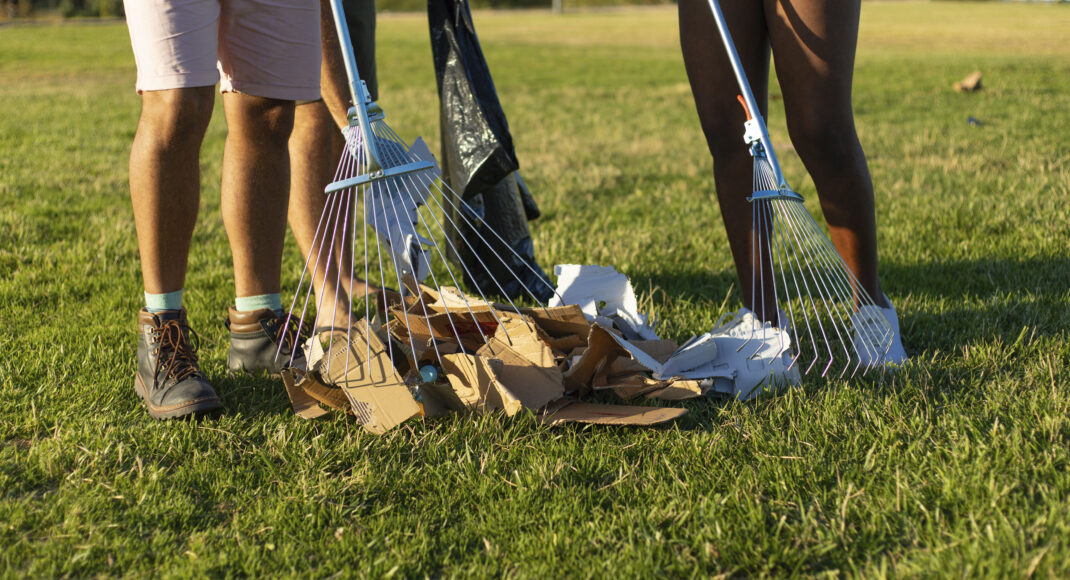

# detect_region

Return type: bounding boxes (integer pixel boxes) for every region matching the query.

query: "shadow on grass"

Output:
[211,372,295,418]
[883,256,1070,350]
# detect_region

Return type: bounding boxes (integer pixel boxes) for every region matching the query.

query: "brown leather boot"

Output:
[225,307,307,375]
[135,308,221,419]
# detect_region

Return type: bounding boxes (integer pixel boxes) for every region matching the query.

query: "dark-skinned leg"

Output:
[680,0,780,320]
[766,0,888,308]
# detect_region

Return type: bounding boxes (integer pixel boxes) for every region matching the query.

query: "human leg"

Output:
[286,0,386,331]
[130,87,215,296]
[679,0,780,318]
[123,0,227,417]
[765,0,888,308]
[219,92,295,302]
[128,88,222,417]
[767,0,906,363]
[289,100,371,330]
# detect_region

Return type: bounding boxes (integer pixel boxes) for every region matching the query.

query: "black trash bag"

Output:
[428,0,553,303]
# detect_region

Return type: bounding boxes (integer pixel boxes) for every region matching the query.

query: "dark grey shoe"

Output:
[135,308,221,419]
[225,307,307,375]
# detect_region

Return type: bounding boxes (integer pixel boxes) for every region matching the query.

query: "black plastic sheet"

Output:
[428,0,553,302]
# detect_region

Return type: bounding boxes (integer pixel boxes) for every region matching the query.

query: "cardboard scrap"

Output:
[321,321,421,434]
[494,313,557,368]
[281,369,331,419]
[562,324,629,393]
[439,353,520,415]
[520,304,590,339]
[538,400,687,427]
[953,70,982,92]
[389,304,499,352]
[478,337,565,411]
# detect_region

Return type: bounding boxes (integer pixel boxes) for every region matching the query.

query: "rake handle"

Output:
[705,0,788,191]
[326,0,382,170]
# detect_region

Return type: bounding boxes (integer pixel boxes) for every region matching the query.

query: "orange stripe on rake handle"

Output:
[737,95,752,121]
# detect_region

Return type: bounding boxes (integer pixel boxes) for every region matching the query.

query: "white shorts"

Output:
[123,0,321,101]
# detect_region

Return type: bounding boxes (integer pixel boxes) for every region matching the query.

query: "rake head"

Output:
[747,149,895,379]
[281,104,560,395]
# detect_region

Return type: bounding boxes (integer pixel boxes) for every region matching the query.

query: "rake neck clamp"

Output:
[330,0,383,171]
[708,0,789,193]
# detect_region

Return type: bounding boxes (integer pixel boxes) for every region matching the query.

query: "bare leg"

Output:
[679,0,777,317]
[130,87,215,295]
[220,93,295,300]
[285,0,385,331]
[766,0,888,308]
[289,100,382,329]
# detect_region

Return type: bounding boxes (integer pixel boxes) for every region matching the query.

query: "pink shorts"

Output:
[123,0,321,101]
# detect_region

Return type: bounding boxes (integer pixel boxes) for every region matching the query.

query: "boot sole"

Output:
[134,376,222,420]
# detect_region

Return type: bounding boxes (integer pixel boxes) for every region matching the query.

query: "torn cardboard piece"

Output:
[953,70,982,92]
[548,264,657,340]
[520,304,591,340]
[281,369,331,419]
[322,321,421,434]
[538,400,687,427]
[562,324,629,393]
[493,313,557,368]
[389,305,500,352]
[439,353,520,415]
[478,337,565,410]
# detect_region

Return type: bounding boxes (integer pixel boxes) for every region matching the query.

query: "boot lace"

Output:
[266,314,307,359]
[155,320,203,384]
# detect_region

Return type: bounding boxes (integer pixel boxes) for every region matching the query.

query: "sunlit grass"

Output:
[2,4,1069,577]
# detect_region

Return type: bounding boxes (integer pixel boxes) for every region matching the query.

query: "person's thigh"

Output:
[679,0,770,154]
[218,0,322,102]
[123,0,220,92]
[766,0,860,130]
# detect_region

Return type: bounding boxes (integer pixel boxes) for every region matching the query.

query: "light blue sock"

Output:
[235,293,282,313]
[145,289,183,313]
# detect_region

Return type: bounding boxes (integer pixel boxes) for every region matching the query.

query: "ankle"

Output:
[145,289,184,313]
[235,293,282,314]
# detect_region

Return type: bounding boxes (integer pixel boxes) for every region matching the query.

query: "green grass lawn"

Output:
[2,3,1070,576]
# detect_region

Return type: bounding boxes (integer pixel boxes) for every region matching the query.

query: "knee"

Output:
[698,109,751,163]
[229,97,295,147]
[138,88,215,149]
[785,107,861,168]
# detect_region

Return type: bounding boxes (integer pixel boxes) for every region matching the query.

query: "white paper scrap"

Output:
[698,308,801,400]
[656,333,727,379]
[364,137,440,283]
[549,264,658,340]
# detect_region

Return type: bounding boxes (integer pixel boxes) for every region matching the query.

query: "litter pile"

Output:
[281,265,799,434]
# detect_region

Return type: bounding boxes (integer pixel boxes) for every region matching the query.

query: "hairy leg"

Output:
[288,101,383,329]
[220,93,295,300]
[130,87,215,294]
[766,0,888,307]
[679,0,780,318]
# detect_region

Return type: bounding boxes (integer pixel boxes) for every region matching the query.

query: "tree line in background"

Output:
[1,0,673,19]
